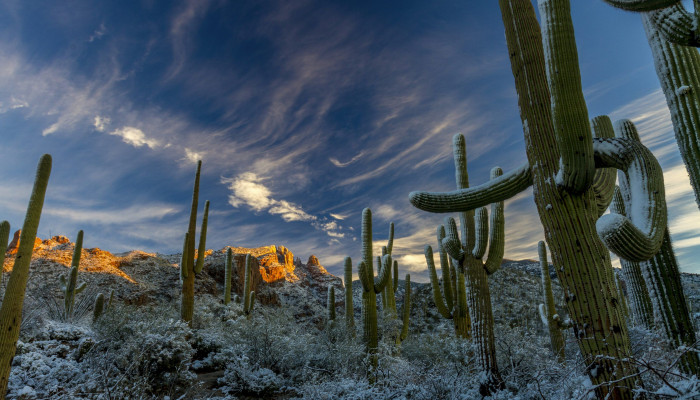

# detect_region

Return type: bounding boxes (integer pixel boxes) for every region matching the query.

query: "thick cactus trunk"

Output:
[643,13,700,211]
[0,155,51,398]
[344,257,354,331]
[499,2,636,398]
[621,259,655,329]
[180,161,201,326]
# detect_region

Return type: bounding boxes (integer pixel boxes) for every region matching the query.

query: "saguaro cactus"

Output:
[603,1,700,46]
[344,257,354,331]
[537,241,571,363]
[327,285,336,327]
[0,154,51,398]
[93,293,105,323]
[611,188,655,329]
[424,225,470,338]
[397,274,411,344]
[614,119,699,374]
[357,208,392,372]
[242,254,256,319]
[224,248,233,305]
[180,160,210,326]
[60,230,87,321]
[409,2,669,397]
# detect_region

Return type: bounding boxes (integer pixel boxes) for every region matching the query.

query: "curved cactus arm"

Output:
[442,217,465,262]
[75,282,87,294]
[647,4,700,47]
[71,230,84,269]
[179,233,189,282]
[0,154,51,397]
[591,116,617,217]
[484,167,505,275]
[409,161,531,213]
[358,261,372,293]
[437,225,454,311]
[592,137,666,261]
[539,0,595,194]
[472,207,489,259]
[399,274,411,342]
[0,221,8,269]
[194,200,209,274]
[601,0,679,11]
[344,257,354,329]
[425,245,452,319]
[374,254,392,293]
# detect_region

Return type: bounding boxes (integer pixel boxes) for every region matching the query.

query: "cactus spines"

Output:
[398,274,411,343]
[538,241,568,363]
[224,248,233,305]
[425,239,470,338]
[344,257,354,330]
[93,293,104,323]
[327,285,336,326]
[590,116,617,217]
[60,231,87,321]
[0,154,51,398]
[615,274,630,320]
[180,160,210,326]
[602,0,678,11]
[242,254,255,318]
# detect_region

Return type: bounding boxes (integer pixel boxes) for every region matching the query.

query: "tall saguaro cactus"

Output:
[614,119,699,375]
[180,160,210,326]
[0,154,51,398]
[537,241,571,363]
[357,208,392,373]
[344,257,354,332]
[242,254,256,319]
[409,2,669,397]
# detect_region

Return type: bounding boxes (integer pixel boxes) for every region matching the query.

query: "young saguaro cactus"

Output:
[93,293,105,323]
[409,2,669,397]
[537,241,571,363]
[60,230,87,321]
[357,208,392,372]
[613,119,699,375]
[327,285,336,327]
[0,154,51,398]
[242,254,256,319]
[397,274,411,344]
[180,160,210,326]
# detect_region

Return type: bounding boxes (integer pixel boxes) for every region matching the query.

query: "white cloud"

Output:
[109,126,160,149]
[46,203,179,224]
[93,115,110,132]
[329,151,364,167]
[330,213,348,220]
[88,23,107,42]
[184,148,203,164]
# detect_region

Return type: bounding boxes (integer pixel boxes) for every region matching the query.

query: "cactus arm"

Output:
[180,233,189,282]
[392,261,398,293]
[472,207,489,259]
[361,208,373,276]
[601,0,679,11]
[0,154,51,398]
[327,286,336,322]
[344,257,354,329]
[0,221,8,269]
[453,134,476,251]
[593,136,666,261]
[408,161,532,213]
[71,230,83,269]
[442,217,465,262]
[484,167,505,275]
[539,0,595,194]
[59,274,67,292]
[75,282,87,294]
[194,200,209,274]
[425,245,452,319]
[591,116,617,217]
[399,274,411,342]
[358,261,372,292]
[374,254,391,293]
[437,225,455,311]
[647,4,700,47]
[246,291,256,318]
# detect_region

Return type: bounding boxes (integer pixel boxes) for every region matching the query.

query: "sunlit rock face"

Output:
[6,229,43,255]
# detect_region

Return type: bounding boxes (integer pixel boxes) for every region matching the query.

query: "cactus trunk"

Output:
[224,248,233,305]
[344,257,354,331]
[0,154,51,398]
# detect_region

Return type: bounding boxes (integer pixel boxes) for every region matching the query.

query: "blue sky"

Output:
[1,0,699,280]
